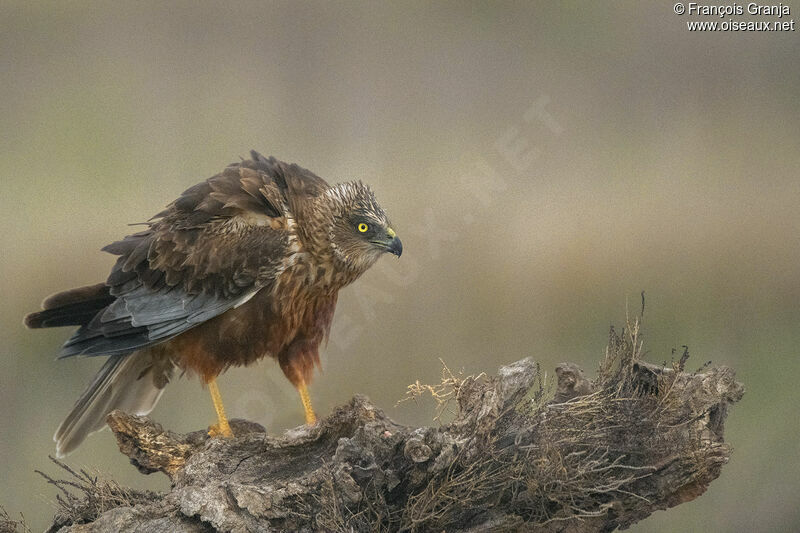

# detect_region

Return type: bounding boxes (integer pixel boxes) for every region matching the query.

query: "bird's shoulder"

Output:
[103,152,331,298]
[55,153,341,359]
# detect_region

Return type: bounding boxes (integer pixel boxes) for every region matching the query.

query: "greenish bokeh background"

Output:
[1,2,798,531]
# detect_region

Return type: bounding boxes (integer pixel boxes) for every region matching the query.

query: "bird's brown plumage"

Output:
[25,151,402,456]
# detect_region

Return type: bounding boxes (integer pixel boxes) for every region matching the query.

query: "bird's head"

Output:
[322,181,402,276]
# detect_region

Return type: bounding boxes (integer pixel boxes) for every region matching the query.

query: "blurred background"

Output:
[1,2,798,531]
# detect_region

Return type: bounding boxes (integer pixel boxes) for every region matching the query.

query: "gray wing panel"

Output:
[58,285,259,358]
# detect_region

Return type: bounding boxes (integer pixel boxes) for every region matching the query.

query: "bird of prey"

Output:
[24,151,402,457]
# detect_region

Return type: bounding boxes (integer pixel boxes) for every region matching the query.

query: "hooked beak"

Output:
[387,235,403,257]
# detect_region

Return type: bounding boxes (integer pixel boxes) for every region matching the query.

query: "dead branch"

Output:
[41,322,743,532]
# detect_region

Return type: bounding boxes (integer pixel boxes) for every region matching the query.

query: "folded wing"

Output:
[52,151,329,358]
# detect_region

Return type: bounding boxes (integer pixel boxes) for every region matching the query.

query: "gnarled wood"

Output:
[44,327,744,533]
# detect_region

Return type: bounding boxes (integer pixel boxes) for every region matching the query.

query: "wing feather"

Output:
[58,284,260,358]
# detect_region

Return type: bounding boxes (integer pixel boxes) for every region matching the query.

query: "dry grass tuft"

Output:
[315,470,397,533]
[324,312,720,531]
[36,456,158,529]
[399,358,484,422]
[0,505,31,533]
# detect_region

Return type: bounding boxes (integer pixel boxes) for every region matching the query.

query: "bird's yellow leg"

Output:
[207,377,234,438]
[298,380,317,425]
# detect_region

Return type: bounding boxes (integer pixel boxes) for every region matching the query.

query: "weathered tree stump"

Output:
[42,323,743,532]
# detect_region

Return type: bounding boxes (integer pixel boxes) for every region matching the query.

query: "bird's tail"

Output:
[54,350,174,457]
[24,283,114,329]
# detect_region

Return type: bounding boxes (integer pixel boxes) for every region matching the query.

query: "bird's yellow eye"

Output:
[357,223,369,233]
